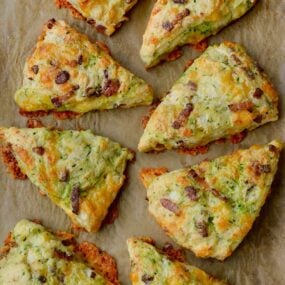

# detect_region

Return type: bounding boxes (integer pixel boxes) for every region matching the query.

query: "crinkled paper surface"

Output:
[0,0,285,284]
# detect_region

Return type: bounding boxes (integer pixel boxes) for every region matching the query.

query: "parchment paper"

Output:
[0,1,285,284]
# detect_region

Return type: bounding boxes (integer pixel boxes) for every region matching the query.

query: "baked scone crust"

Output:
[0,127,134,232]
[0,220,119,284]
[15,19,153,115]
[140,141,283,260]
[141,0,258,67]
[138,42,279,153]
[127,237,228,284]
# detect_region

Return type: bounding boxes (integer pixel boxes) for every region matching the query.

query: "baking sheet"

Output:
[0,0,285,284]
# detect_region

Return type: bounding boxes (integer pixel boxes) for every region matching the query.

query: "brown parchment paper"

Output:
[0,0,285,284]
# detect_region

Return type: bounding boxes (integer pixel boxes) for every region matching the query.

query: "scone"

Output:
[0,127,134,232]
[141,0,258,67]
[127,237,228,284]
[140,141,282,260]
[139,42,278,153]
[0,219,119,284]
[15,19,153,117]
[55,0,138,36]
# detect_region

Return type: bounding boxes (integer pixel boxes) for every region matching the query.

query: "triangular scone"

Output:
[140,141,283,260]
[140,0,257,67]
[138,42,278,153]
[55,0,138,36]
[0,220,119,284]
[0,127,134,232]
[127,238,228,285]
[15,19,153,116]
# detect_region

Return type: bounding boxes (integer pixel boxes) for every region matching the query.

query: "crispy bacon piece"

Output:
[160,198,181,215]
[71,186,80,214]
[103,79,120,97]
[252,162,271,176]
[54,249,73,261]
[228,101,253,112]
[172,103,194,129]
[210,188,227,202]
[185,186,198,201]
[195,221,208,237]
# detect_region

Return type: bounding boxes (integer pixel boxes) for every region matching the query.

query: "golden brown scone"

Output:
[0,127,134,232]
[140,141,283,260]
[15,19,153,117]
[141,0,258,67]
[139,42,279,153]
[0,220,119,284]
[55,0,138,36]
[127,237,228,284]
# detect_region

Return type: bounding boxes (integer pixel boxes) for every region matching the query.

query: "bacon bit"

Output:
[55,70,70,85]
[230,130,247,144]
[166,48,183,62]
[252,162,271,176]
[162,21,174,32]
[58,169,69,182]
[96,25,107,34]
[19,109,50,118]
[31,65,39,74]
[26,118,44,128]
[228,101,253,112]
[86,86,102,97]
[162,243,186,262]
[96,41,111,55]
[210,188,227,202]
[269,144,278,153]
[188,80,197,91]
[173,9,190,25]
[160,198,180,215]
[253,88,264,99]
[32,146,45,155]
[0,144,27,180]
[185,186,198,201]
[184,59,194,71]
[254,115,263,123]
[53,111,79,120]
[103,79,120,97]
[178,145,209,156]
[71,186,80,214]
[141,274,154,284]
[38,276,47,283]
[192,39,209,52]
[54,249,73,261]
[47,18,56,29]
[172,103,194,129]
[242,67,255,80]
[173,0,187,3]
[77,54,83,65]
[195,221,208,237]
